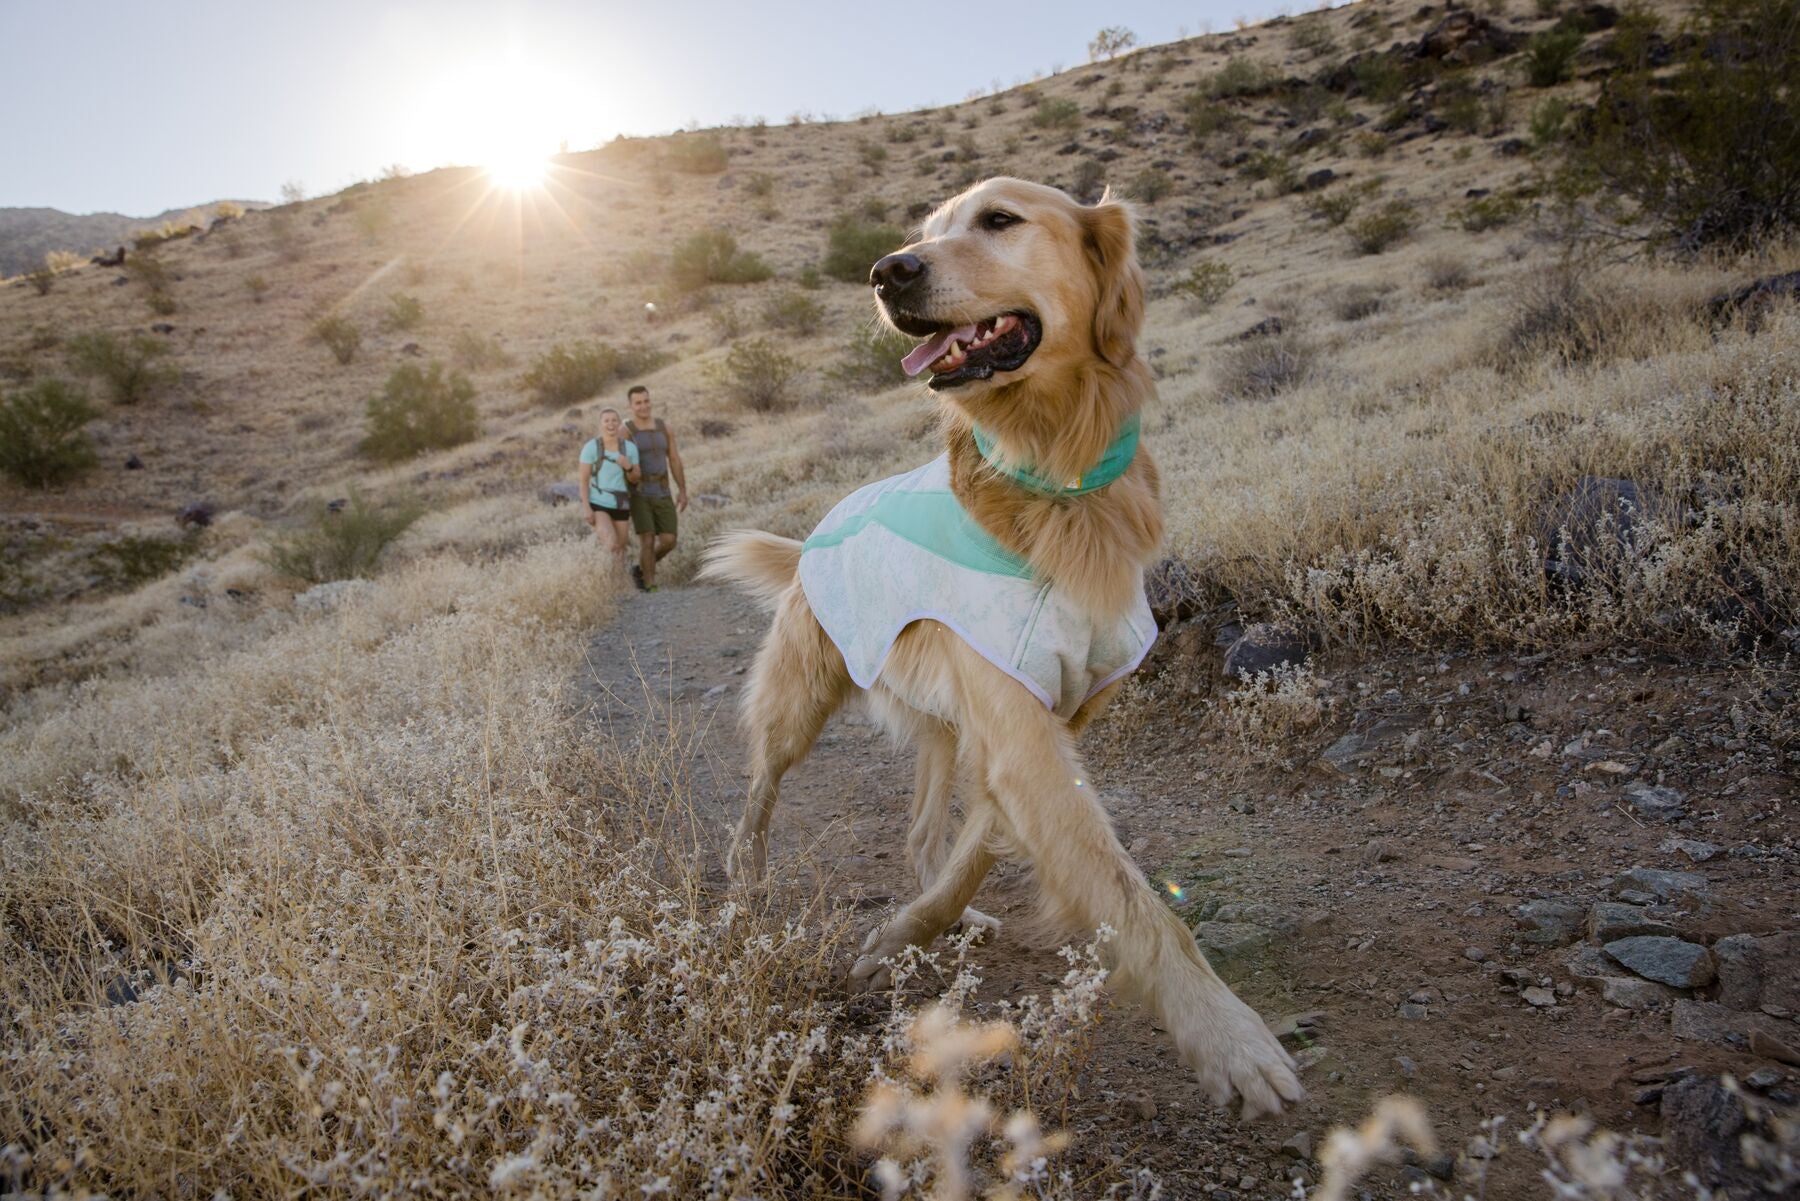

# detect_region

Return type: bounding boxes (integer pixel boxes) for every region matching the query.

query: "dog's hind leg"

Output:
[945,644,1302,1120]
[851,804,998,991]
[907,721,1001,935]
[731,588,852,885]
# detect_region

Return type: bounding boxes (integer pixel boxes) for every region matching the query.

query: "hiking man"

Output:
[578,406,640,571]
[623,384,687,591]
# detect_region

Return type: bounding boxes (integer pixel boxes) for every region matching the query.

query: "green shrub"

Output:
[262,493,423,584]
[1207,56,1279,98]
[821,215,904,283]
[1422,254,1476,291]
[132,220,198,251]
[718,338,802,411]
[1347,200,1418,253]
[1353,55,1409,104]
[1170,260,1235,311]
[361,362,479,461]
[1523,27,1585,86]
[247,275,271,302]
[520,341,671,406]
[859,196,891,222]
[763,291,825,335]
[92,534,192,590]
[1290,21,1339,59]
[745,171,776,198]
[382,293,424,332]
[1451,192,1527,231]
[1355,129,1391,157]
[1530,97,1572,148]
[1331,283,1386,321]
[313,314,361,365]
[1243,151,1302,194]
[667,132,728,174]
[1556,0,1800,250]
[451,329,512,370]
[1306,188,1364,226]
[670,229,772,291]
[1126,167,1174,202]
[0,380,97,487]
[26,266,55,296]
[828,325,915,390]
[1032,97,1082,130]
[1217,333,1318,400]
[1071,159,1106,202]
[798,265,823,290]
[858,141,889,172]
[66,332,176,404]
[1179,93,1241,143]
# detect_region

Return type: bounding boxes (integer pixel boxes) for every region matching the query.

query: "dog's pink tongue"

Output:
[901,324,977,376]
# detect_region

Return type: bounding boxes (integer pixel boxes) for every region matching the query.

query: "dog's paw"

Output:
[725,836,768,888]
[950,907,1002,939]
[848,920,920,993]
[1175,999,1305,1120]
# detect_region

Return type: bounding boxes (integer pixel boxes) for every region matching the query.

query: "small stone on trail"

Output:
[1394,1055,1417,1076]
[1614,866,1708,901]
[1516,898,1584,946]
[1280,1132,1313,1160]
[1601,976,1673,1011]
[1397,1002,1428,1020]
[1749,1030,1800,1066]
[702,683,729,700]
[1463,945,1488,962]
[1587,902,1675,943]
[1660,836,1719,862]
[1623,781,1688,821]
[1521,986,1557,1008]
[1223,847,1252,858]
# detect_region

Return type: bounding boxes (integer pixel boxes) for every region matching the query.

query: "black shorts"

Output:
[588,501,629,518]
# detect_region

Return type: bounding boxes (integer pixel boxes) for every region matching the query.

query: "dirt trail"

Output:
[580,580,1797,1199]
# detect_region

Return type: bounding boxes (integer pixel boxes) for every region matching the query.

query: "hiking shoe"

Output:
[631,564,647,592]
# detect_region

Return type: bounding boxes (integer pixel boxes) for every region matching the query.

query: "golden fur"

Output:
[701,178,1300,1118]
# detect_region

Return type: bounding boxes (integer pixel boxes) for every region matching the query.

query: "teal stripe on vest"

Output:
[971,414,1141,496]
[802,490,1034,579]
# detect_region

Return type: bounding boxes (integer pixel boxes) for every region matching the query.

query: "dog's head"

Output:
[870,177,1145,394]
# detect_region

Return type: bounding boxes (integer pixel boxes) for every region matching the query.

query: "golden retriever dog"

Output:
[702,177,1301,1118]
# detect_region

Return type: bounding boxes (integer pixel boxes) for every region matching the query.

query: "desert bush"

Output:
[262,492,423,583]
[1495,267,1619,365]
[450,328,512,370]
[91,534,193,590]
[247,275,270,302]
[1290,20,1339,58]
[1529,96,1571,149]
[25,266,55,295]
[1216,332,1319,400]
[821,215,904,283]
[829,324,915,390]
[131,220,198,251]
[1179,93,1242,142]
[1169,259,1235,312]
[268,211,304,260]
[1071,159,1106,202]
[717,337,802,411]
[351,194,391,239]
[382,293,424,332]
[1422,254,1475,291]
[312,314,361,365]
[1242,150,1301,194]
[1330,283,1387,321]
[762,290,825,335]
[66,332,176,404]
[745,171,775,198]
[1555,0,1800,251]
[1452,191,1527,231]
[670,228,772,291]
[361,362,479,462]
[520,340,669,406]
[859,196,891,223]
[214,200,245,220]
[1031,97,1082,130]
[1219,663,1334,757]
[1522,26,1585,86]
[1207,56,1279,98]
[1347,200,1418,253]
[1306,187,1366,226]
[858,140,889,172]
[0,380,97,488]
[1353,55,1409,103]
[1089,25,1137,59]
[1354,129,1390,157]
[124,254,173,306]
[666,131,727,173]
[1125,167,1174,202]
[1436,76,1484,134]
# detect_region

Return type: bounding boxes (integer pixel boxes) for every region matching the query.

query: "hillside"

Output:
[2,0,1797,1196]
[0,200,268,278]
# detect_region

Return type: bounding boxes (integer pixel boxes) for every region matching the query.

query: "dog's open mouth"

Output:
[899,312,1041,390]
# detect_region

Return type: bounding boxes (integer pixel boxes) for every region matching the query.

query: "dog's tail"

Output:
[699,529,803,609]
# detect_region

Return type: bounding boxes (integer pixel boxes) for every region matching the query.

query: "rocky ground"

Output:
[579,575,1797,1200]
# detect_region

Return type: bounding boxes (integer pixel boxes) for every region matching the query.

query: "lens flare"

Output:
[1165,881,1184,900]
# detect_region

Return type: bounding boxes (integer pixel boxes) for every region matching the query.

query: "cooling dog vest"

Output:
[798,454,1158,719]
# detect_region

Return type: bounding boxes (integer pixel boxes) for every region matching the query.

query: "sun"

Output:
[486,148,550,192]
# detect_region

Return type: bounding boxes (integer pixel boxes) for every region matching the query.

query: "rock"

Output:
[1601,976,1673,1011]
[1280,1132,1313,1160]
[1222,623,1308,678]
[103,976,140,1006]
[1564,943,1619,983]
[1144,557,1214,625]
[176,500,215,528]
[1623,781,1687,822]
[400,341,423,356]
[1671,1000,1791,1050]
[1301,168,1337,191]
[1192,922,1273,962]
[1517,899,1585,946]
[1415,11,1524,64]
[1462,945,1488,963]
[1660,1076,1769,1199]
[1521,986,1556,1008]
[1604,936,1715,989]
[1588,902,1676,943]
[701,683,729,701]
[1211,901,1302,934]
[1121,1093,1158,1120]
[1539,477,1679,588]
[1230,316,1285,342]
[1660,836,1719,862]
[1322,733,1365,770]
[693,492,731,509]
[1750,1030,1800,1066]
[124,453,143,470]
[295,579,377,613]
[150,322,176,334]
[1744,1067,1784,1091]
[1271,1011,1325,1041]
[1706,269,1800,332]
[1712,932,1800,1013]
[1402,1149,1456,1181]
[1614,865,1708,901]
[541,481,581,506]
[1397,1002,1428,1020]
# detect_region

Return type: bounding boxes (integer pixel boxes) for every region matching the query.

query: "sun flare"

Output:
[486,150,550,192]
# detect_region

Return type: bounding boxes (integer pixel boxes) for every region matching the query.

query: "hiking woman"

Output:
[579,407,640,570]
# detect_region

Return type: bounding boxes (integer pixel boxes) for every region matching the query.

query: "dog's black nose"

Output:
[870,253,926,296]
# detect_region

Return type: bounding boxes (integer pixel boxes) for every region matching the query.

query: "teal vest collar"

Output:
[971,414,1140,496]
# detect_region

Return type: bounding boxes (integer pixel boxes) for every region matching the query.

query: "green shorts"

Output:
[630,494,678,536]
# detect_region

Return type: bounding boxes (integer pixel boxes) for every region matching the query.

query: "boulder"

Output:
[1603,936,1715,989]
[540,482,581,507]
[1588,902,1675,943]
[1517,899,1585,947]
[1222,623,1308,679]
[1661,1076,1779,1200]
[1601,976,1673,1011]
[1622,781,1687,822]
[1613,865,1708,901]
[1706,269,1800,332]
[295,579,376,613]
[1712,931,1800,1013]
[176,500,215,529]
[1416,11,1525,64]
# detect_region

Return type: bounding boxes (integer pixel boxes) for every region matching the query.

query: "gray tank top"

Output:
[626,419,670,497]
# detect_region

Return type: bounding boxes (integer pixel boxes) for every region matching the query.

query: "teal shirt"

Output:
[579,438,639,506]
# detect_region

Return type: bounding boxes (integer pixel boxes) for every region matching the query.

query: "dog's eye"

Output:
[980,210,1022,232]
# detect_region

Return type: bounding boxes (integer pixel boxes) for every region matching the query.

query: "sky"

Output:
[1,0,1306,216]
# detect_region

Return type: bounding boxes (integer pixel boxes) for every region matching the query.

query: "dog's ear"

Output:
[1080,190,1144,367]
